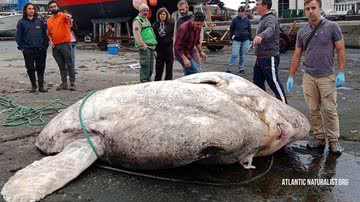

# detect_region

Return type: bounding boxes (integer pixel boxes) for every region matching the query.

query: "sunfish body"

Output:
[1,72,310,201]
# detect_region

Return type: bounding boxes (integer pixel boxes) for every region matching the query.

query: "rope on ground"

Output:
[95,154,274,186]
[0,96,68,127]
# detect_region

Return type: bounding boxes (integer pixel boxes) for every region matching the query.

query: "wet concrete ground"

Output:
[0,41,360,201]
[1,138,359,201]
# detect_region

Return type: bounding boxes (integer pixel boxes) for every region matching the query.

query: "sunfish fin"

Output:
[240,154,256,169]
[177,73,225,87]
[1,137,104,202]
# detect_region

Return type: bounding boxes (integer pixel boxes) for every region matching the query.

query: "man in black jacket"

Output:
[16,3,49,93]
[227,6,252,74]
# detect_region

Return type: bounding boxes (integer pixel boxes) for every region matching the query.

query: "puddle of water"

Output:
[98,140,360,200]
[337,87,353,90]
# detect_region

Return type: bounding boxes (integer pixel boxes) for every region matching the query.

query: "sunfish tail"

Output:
[1,136,104,202]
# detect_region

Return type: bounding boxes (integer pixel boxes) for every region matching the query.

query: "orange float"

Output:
[149,0,158,7]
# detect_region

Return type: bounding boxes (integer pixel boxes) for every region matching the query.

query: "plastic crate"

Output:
[107,44,119,55]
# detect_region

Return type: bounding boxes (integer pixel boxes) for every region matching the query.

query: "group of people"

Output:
[253,0,345,155]
[16,0,77,93]
[15,0,346,155]
[133,0,206,82]
[133,0,346,155]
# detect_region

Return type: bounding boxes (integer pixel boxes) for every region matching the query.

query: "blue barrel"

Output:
[107,44,119,55]
[17,0,29,11]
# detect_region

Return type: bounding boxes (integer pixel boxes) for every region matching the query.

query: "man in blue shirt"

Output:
[16,3,49,93]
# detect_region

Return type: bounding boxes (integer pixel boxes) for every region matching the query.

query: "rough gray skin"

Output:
[2,72,311,202]
[36,72,311,169]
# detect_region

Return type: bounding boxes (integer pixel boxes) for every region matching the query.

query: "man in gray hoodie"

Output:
[253,0,287,104]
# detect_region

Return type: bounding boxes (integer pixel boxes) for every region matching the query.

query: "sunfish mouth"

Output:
[277,123,290,142]
[256,123,291,157]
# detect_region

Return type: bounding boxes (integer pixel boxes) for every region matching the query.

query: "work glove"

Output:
[287,76,294,93]
[336,72,345,88]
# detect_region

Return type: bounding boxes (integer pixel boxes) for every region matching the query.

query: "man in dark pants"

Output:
[47,0,76,91]
[16,2,49,93]
[253,0,287,103]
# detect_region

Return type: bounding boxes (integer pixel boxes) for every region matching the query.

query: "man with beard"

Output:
[175,12,207,75]
[133,3,158,82]
[173,0,203,70]
[174,0,193,30]
[47,0,76,91]
[16,2,49,93]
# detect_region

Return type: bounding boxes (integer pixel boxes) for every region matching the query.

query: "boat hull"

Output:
[58,0,179,31]
[0,14,22,37]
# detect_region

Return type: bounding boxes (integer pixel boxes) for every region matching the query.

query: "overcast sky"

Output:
[223,0,243,9]
[223,0,255,10]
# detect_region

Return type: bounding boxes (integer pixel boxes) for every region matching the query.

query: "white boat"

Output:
[0,12,21,37]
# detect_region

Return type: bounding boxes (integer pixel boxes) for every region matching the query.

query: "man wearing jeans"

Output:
[227,6,252,74]
[47,0,76,91]
[175,12,206,75]
[287,0,345,155]
[133,4,157,82]
[64,10,77,73]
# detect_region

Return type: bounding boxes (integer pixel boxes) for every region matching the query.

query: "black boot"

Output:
[69,82,76,91]
[56,82,68,91]
[27,70,37,93]
[29,85,37,93]
[37,71,48,93]
[39,85,48,93]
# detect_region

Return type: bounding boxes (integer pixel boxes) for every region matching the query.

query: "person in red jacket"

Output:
[174,12,207,75]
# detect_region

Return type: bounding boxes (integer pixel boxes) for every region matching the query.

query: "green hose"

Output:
[0,96,67,127]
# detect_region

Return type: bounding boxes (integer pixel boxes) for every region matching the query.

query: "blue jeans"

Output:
[70,42,76,68]
[176,57,199,75]
[228,40,250,71]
